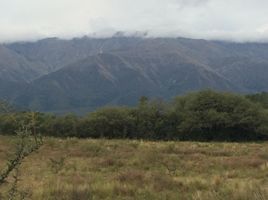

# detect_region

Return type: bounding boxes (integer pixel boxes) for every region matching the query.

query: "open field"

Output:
[1,135,268,200]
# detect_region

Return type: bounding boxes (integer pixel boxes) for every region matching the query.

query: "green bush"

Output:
[78,107,135,139]
[173,90,267,140]
[1,90,267,141]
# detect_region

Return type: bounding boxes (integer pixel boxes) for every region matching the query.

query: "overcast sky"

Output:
[1,0,268,42]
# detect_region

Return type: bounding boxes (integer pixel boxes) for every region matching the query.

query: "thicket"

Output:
[246,92,268,109]
[0,91,267,141]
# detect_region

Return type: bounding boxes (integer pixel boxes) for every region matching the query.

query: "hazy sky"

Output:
[1,0,268,42]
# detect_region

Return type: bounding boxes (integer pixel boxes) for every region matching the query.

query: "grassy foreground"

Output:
[1,136,268,200]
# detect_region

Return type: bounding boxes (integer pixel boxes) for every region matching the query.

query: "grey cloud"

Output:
[0,0,268,42]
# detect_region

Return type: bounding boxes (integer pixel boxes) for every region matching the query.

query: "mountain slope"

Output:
[15,52,236,112]
[0,37,267,112]
[0,45,50,99]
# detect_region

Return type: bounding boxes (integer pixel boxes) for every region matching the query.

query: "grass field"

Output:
[1,135,268,200]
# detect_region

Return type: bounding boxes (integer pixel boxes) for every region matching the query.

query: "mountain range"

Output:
[0,36,268,113]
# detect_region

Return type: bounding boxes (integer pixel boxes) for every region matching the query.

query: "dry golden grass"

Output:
[1,135,268,199]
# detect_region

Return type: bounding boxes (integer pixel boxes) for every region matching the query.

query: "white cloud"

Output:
[0,0,268,42]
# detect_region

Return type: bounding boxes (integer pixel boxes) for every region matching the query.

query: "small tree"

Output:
[0,102,43,199]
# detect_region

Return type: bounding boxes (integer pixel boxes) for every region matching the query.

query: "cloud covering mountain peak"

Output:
[1,0,268,42]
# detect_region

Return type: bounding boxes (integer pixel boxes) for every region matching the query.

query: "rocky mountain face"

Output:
[0,37,268,113]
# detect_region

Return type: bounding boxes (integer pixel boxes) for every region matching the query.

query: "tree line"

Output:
[0,90,268,141]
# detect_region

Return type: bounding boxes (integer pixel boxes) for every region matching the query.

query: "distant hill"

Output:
[0,37,268,112]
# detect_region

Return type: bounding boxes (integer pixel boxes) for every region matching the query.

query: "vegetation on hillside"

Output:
[1,90,267,141]
[246,92,268,109]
